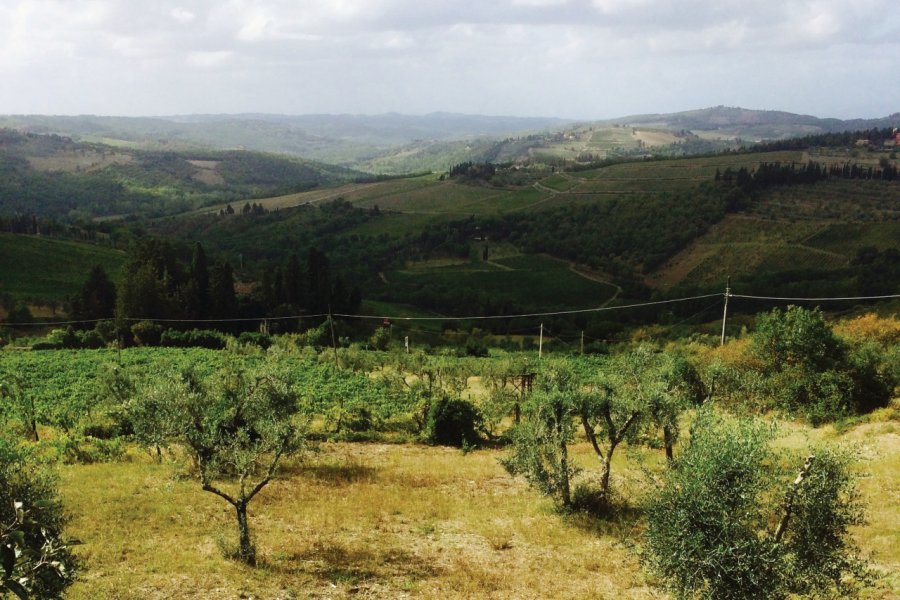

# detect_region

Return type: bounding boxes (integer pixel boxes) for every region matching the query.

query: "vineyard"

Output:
[1,308,898,598]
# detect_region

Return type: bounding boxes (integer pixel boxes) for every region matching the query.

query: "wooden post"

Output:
[775,455,815,543]
[328,305,339,366]
[539,323,543,359]
[720,276,731,347]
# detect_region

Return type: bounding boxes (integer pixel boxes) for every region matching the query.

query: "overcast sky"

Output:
[1,0,898,119]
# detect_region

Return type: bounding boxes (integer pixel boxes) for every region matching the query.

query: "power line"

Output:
[334,293,722,322]
[3,292,897,329]
[732,293,900,302]
[0,313,329,328]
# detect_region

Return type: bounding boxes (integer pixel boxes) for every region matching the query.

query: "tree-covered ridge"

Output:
[0,129,360,219]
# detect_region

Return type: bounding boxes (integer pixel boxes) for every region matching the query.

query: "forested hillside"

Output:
[0,129,358,219]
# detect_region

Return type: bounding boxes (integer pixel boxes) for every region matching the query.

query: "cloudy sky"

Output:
[1,0,898,119]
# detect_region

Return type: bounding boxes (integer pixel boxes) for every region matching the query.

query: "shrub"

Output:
[0,440,77,597]
[131,320,162,346]
[751,307,891,422]
[160,329,226,349]
[77,329,105,349]
[31,340,63,351]
[368,327,391,351]
[237,331,273,349]
[426,397,482,447]
[94,320,118,345]
[644,410,868,600]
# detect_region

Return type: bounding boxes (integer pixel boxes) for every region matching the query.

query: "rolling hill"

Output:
[0,233,126,303]
[3,108,897,174]
[2,116,898,322]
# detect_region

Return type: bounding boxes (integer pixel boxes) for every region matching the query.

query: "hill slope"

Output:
[0,233,126,303]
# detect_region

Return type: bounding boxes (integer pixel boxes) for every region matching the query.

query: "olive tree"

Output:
[640,350,705,462]
[645,410,868,600]
[0,440,76,599]
[131,363,308,566]
[0,375,39,442]
[501,361,580,508]
[575,353,648,497]
[751,306,890,423]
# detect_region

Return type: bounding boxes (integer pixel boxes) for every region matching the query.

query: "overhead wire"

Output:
[2,292,897,328]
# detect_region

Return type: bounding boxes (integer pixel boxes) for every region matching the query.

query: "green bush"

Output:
[131,320,163,346]
[44,435,126,465]
[426,397,482,447]
[237,331,273,349]
[644,410,867,600]
[0,440,77,597]
[77,329,105,349]
[751,306,890,423]
[31,340,63,351]
[160,328,227,349]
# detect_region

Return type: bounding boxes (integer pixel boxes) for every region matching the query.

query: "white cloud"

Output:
[186,50,233,68]
[170,7,196,24]
[0,0,897,117]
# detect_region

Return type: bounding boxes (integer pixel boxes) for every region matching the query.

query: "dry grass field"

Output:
[59,417,899,599]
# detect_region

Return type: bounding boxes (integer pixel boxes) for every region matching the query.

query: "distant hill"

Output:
[3,108,896,174]
[602,106,900,141]
[0,233,125,303]
[0,113,570,171]
[0,128,360,219]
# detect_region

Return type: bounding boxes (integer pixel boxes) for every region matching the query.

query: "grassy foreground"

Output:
[59,420,898,599]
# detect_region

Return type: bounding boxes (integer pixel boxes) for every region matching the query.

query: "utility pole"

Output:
[720,276,731,347]
[539,323,544,359]
[328,305,339,366]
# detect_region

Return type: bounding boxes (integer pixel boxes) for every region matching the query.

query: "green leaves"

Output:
[0,441,77,598]
[644,410,867,600]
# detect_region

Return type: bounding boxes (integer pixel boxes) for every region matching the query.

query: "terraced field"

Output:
[0,233,126,302]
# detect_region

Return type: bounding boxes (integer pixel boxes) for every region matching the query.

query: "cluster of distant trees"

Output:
[717,159,899,191]
[480,183,733,272]
[449,161,497,181]
[753,127,900,151]
[59,238,361,342]
[218,202,269,216]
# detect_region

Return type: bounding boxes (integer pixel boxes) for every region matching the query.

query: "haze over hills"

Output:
[2,107,898,174]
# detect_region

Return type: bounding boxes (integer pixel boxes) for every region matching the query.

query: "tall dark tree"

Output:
[282,254,303,307]
[209,261,238,320]
[186,243,211,319]
[116,262,170,322]
[71,265,117,324]
[307,247,331,314]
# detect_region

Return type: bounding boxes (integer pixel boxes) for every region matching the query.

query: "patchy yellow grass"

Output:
[58,424,898,599]
[60,442,658,599]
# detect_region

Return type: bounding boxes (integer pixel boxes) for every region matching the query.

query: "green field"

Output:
[0,234,126,302]
[386,255,618,312]
[574,151,804,180]
[805,222,900,254]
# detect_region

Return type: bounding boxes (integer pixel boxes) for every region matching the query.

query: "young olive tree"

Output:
[645,410,868,600]
[0,440,77,599]
[0,375,39,442]
[640,350,705,462]
[502,361,580,508]
[131,363,308,566]
[576,352,651,496]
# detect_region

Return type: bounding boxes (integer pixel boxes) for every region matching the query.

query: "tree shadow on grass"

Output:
[564,503,645,541]
[562,485,646,541]
[279,461,379,486]
[262,540,442,585]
